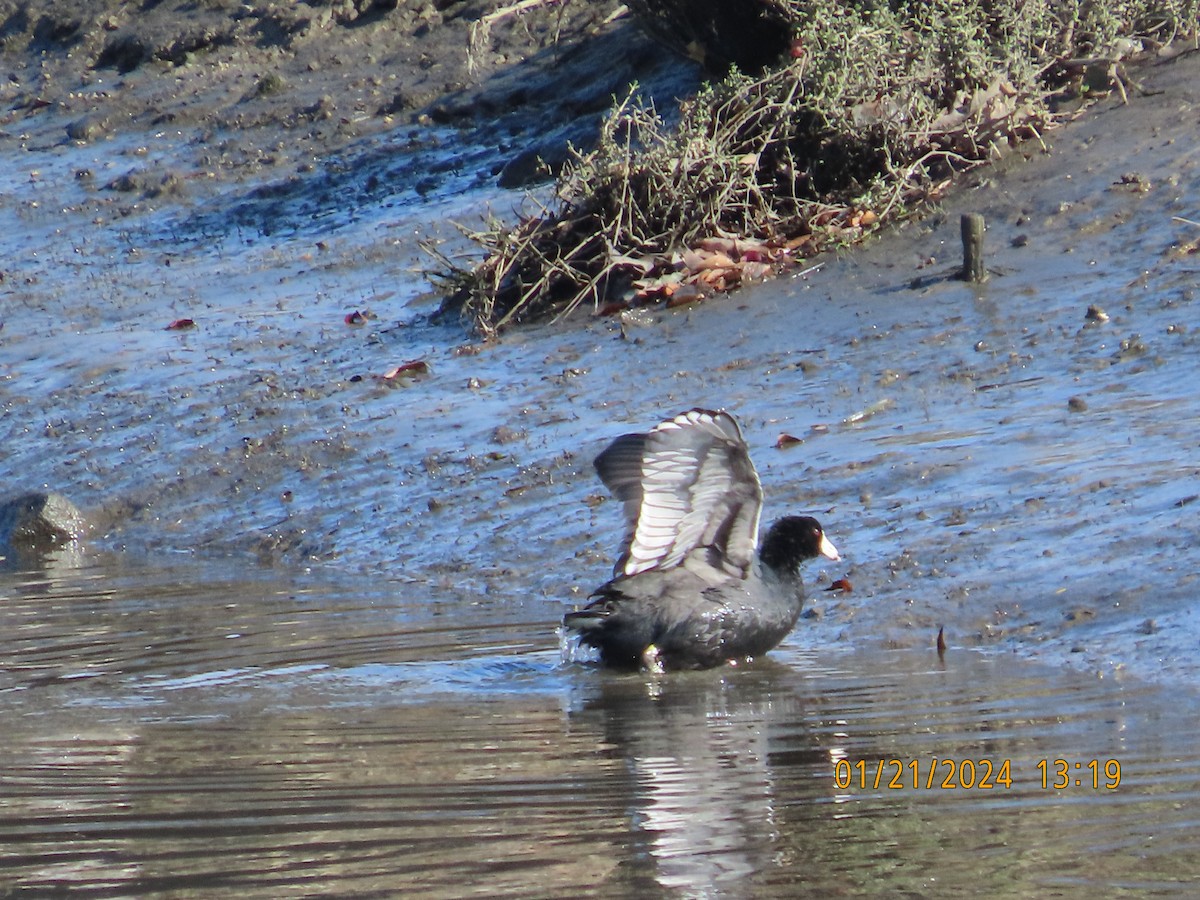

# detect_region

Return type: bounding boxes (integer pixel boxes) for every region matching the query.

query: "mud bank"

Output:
[0,7,1197,685]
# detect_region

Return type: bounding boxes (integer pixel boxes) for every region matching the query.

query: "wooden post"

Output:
[960,213,987,283]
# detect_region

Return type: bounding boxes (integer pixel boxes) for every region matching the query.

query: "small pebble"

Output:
[491,425,525,444]
[1067,396,1088,412]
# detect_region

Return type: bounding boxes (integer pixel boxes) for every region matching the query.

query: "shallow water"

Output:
[3,557,1199,897]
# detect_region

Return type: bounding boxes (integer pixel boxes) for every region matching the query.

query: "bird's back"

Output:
[568,559,805,669]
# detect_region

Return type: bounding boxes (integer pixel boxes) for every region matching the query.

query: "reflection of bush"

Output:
[437,0,1198,336]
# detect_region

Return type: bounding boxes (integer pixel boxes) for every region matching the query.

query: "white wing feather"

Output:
[594,409,763,578]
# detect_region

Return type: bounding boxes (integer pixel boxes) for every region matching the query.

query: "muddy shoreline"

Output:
[1,5,1198,686]
[0,1,692,226]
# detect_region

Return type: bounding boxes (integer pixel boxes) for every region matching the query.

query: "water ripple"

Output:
[2,559,1199,896]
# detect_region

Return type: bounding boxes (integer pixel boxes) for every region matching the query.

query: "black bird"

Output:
[563,408,839,672]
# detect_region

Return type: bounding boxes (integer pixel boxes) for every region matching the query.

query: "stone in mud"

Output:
[496,122,585,187]
[66,113,111,142]
[105,169,188,198]
[0,492,86,559]
[497,147,549,188]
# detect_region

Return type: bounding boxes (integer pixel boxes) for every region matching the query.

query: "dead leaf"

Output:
[784,234,816,252]
[740,244,776,262]
[775,433,803,449]
[695,236,738,255]
[377,359,430,381]
[695,251,737,271]
[165,318,195,330]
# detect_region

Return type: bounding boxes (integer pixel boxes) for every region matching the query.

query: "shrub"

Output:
[436,0,1199,335]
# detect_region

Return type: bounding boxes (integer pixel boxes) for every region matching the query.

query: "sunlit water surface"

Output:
[2,556,1198,898]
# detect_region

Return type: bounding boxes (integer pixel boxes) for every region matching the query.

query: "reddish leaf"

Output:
[634,274,683,301]
[378,359,430,380]
[165,318,195,330]
[694,236,738,255]
[695,251,737,271]
[774,433,803,449]
[825,578,853,593]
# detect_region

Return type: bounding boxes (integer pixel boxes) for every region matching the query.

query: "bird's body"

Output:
[563,409,838,672]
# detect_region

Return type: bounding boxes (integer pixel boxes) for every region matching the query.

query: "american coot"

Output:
[563,408,839,672]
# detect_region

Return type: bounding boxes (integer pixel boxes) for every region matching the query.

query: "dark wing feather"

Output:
[594,408,763,578]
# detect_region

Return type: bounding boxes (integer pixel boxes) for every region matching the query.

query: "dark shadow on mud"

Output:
[165,22,701,243]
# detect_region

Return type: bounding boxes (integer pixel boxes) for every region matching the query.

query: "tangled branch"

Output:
[438,0,1199,336]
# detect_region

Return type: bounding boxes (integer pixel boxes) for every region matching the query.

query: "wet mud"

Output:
[0,6,1198,692]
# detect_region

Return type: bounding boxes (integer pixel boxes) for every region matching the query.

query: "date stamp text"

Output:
[833,758,1122,790]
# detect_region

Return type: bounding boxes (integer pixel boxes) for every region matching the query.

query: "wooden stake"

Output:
[960,213,987,283]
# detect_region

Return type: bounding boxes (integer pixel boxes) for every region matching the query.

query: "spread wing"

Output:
[593,408,763,578]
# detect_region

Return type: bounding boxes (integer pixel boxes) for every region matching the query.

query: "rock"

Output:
[497,147,550,188]
[66,113,111,142]
[104,169,187,198]
[491,425,526,444]
[0,492,86,564]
